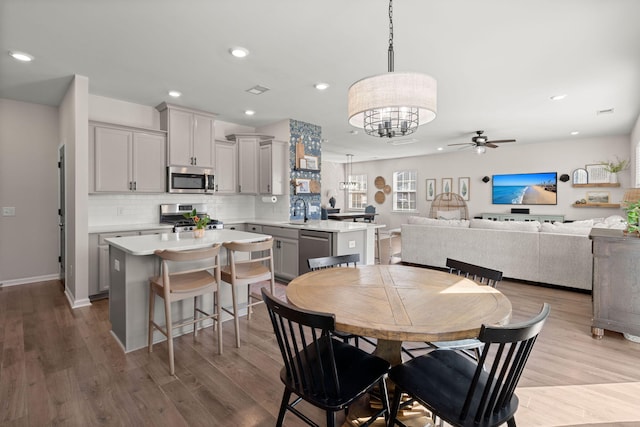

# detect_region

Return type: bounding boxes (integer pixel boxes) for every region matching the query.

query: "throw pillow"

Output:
[437,210,461,220]
[470,219,541,232]
[540,222,592,235]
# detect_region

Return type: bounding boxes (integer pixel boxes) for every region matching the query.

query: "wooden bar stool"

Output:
[221,238,275,348]
[148,244,223,376]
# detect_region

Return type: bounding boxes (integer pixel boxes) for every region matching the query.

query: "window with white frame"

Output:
[393,170,417,211]
[348,174,368,210]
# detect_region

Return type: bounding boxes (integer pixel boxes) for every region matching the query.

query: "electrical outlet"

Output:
[348,240,356,248]
[2,207,16,216]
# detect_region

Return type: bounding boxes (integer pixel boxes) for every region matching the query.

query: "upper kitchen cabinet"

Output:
[89,122,166,193]
[214,139,237,194]
[259,140,287,195]
[156,102,216,168]
[226,133,274,194]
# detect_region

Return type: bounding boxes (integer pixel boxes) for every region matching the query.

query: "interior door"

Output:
[58,145,65,286]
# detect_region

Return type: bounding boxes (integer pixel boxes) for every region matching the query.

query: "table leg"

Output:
[372,339,403,366]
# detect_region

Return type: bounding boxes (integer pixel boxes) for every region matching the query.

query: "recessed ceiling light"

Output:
[570,131,580,135]
[244,110,255,116]
[550,94,567,101]
[9,50,34,62]
[168,90,182,98]
[229,47,249,58]
[314,82,329,91]
[437,147,444,151]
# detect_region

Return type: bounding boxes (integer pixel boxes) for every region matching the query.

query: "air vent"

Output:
[597,108,614,115]
[387,138,418,146]
[246,85,270,95]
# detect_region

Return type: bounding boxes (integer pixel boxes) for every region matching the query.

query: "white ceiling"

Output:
[1,0,639,163]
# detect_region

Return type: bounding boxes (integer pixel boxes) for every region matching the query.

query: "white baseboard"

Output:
[0,273,60,287]
[64,289,91,309]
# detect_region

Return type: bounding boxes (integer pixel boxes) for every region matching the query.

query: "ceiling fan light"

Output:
[475,146,486,155]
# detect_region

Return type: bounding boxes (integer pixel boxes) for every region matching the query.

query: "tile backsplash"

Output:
[88,193,289,226]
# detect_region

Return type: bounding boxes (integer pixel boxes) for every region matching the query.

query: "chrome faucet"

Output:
[293,198,308,222]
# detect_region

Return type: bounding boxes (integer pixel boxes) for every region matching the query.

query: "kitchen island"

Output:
[106,229,271,352]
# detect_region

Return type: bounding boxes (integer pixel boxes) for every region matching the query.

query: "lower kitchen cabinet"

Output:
[274,237,299,280]
[89,228,167,299]
[257,225,299,281]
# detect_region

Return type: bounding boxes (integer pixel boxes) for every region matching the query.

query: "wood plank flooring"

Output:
[2,241,640,426]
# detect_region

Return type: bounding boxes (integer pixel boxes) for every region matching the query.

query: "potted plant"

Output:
[600,156,629,184]
[625,200,640,235]
[183,208,210,238]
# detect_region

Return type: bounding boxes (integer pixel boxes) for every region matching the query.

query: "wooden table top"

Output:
[286,264,512,343]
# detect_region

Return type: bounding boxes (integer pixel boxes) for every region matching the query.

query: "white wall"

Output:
[335,135,631,232]
[0,99,60,285]
[59,75,90,307]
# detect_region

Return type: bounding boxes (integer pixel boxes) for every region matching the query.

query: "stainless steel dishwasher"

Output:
[298,229,333,274]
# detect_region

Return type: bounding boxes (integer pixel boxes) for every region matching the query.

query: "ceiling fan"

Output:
[449,130,516,153]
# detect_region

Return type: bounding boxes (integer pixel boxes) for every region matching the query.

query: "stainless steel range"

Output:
[159,203,223,232]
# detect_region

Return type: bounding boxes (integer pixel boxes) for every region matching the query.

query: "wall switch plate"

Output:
[348,240,356,248]
[114,259,120,271]
[2,207,16,216]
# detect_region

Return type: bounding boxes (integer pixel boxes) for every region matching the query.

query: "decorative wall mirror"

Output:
[572,168,588,184]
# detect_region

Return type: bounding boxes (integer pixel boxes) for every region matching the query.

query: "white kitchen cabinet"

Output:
[214,139,237,193]
[157,102,215,168]
[226,133,274,194]
[259,140,287,195]
[90,123,166,193]
[237,137,259,194]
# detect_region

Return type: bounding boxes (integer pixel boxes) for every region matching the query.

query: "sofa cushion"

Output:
[469,219,541,232]
[437,210,461,220]
[540,222,592,235]
[407,216,469,228]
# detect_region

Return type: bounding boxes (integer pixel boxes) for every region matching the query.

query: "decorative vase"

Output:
[610,172,618,184]
[193,228,205,238]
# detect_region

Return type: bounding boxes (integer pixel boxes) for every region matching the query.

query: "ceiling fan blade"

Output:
[485,143,499,148]
[487,139,516,144]
[448,142,473,146]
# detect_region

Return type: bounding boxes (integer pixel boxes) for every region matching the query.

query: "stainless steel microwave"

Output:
[167,166,215,193]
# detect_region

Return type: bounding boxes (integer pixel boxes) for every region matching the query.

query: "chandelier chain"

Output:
[388,0,394,72]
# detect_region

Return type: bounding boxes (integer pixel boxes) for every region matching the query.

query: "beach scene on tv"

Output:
[492,172,557,205]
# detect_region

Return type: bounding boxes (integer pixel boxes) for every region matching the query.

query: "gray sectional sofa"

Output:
[400,217,608,291]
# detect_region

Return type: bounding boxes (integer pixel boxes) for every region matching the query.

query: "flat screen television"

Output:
[492,172,557,205]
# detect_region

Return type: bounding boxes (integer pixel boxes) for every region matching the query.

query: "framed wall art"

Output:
[586,191,610,204]
[304,155,318,170]
[441,178,452,194]
[426,179,436,201]
[585,164,610,184]
[458,177,470,201]
[294,178,311,194]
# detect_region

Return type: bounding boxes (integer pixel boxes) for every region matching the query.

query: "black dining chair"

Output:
[261,289,390,427]
[307,254,376,349]
[402,258,503,360]
[389,303,550,427]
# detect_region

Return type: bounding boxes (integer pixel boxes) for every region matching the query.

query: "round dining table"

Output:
[286,264,512,366]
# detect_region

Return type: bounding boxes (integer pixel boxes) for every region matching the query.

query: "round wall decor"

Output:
[375,191,385,204]
[383,184,391,194]
[374,176,386,189]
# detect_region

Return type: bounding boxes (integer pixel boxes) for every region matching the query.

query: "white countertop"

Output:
[105,229,271,256]
[250,219,384,232]
[89,223,173,234]
[90,219,382,235]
